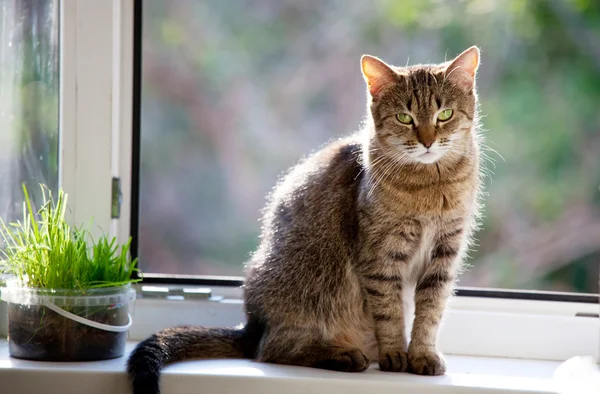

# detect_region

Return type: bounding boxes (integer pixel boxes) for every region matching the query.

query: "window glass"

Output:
[139,0,600,293]
[0,1,59,223]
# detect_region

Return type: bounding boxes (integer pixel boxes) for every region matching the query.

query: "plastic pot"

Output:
[0,282,135,361]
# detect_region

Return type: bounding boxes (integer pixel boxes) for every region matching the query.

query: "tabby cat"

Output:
[128,46,483,394]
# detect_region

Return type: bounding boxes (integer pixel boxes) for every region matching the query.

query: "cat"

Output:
[127,46,483,394]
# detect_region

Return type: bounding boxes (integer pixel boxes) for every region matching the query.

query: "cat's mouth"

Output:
[415,150,442,164]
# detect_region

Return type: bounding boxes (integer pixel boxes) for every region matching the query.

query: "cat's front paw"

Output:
[378,350,408,372]
[407,349,446,376]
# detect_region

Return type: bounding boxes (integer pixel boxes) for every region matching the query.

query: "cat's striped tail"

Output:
[127,325,260,394]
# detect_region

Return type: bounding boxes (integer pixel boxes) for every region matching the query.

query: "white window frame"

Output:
[59,0,133,243]
[126,285,599,362]
[30,0,600,364]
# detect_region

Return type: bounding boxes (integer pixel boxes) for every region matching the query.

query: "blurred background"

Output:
[139,0,600,293]
[1,0,598,294]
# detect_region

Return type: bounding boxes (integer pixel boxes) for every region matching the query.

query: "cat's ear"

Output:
[444,46,480,91]
[361,55,397,96]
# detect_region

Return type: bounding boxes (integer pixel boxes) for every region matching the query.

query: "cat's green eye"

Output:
[437,109,453,122]
[396,113,413,124]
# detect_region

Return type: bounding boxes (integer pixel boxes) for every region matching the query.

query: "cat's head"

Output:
[361,46,480,165]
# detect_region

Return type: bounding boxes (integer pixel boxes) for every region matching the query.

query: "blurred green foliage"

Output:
[139,0,599,293]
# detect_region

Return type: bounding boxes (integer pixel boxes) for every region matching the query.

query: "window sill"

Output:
[0,340,572,394]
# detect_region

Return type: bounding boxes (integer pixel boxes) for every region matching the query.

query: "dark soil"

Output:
[8,303,128,361]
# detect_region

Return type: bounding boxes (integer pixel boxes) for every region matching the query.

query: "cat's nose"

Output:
[416,126,435,149]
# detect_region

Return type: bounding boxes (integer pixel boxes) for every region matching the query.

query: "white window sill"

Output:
[0,340,572,394]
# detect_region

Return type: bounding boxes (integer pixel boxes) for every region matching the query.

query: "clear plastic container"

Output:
[0,281,135,361]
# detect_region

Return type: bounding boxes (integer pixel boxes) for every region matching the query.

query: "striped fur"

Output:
[128,46,483,393]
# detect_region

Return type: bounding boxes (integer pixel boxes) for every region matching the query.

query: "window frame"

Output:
[57,0,135,244]
[59,0,117,239]
[126,288,599,362]
[58,0,598,362]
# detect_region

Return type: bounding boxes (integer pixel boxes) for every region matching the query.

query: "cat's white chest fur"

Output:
[402,222,437,338]
[407,222,436,282]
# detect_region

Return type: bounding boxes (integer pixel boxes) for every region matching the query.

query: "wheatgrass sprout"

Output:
[0,184,140,290]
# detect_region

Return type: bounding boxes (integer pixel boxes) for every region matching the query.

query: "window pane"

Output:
[139,0,600,293]
[0,1,59,222]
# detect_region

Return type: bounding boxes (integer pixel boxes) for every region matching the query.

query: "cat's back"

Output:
[252,135,364,258]
[275,136,363,202]
[259,135,364,243]
[244,136,365,318]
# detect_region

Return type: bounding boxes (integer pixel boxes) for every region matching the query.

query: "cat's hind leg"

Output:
[256,330,370,372]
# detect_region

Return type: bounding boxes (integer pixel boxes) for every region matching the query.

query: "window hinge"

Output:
[111,177,122,219]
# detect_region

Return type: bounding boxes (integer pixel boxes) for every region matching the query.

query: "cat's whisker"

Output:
[381,154,404,188]
[480,150,498,163]
[368,152,406,198]
[447,136,472,141]
[367,167,384,198]
[390,151,412,169]
[444,65,462,81]
[370,155,388,168]
[431,73,439,88]
[480,153,498,170]
[373,157,397,193]
[355,166,367,181]
[366,155,391,198]
[376,163,392,191]
[359,153,389,182]
[441,65,463,95]
[481,144,505,162]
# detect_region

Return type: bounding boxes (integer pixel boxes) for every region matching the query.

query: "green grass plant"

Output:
[0,184,140,290]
